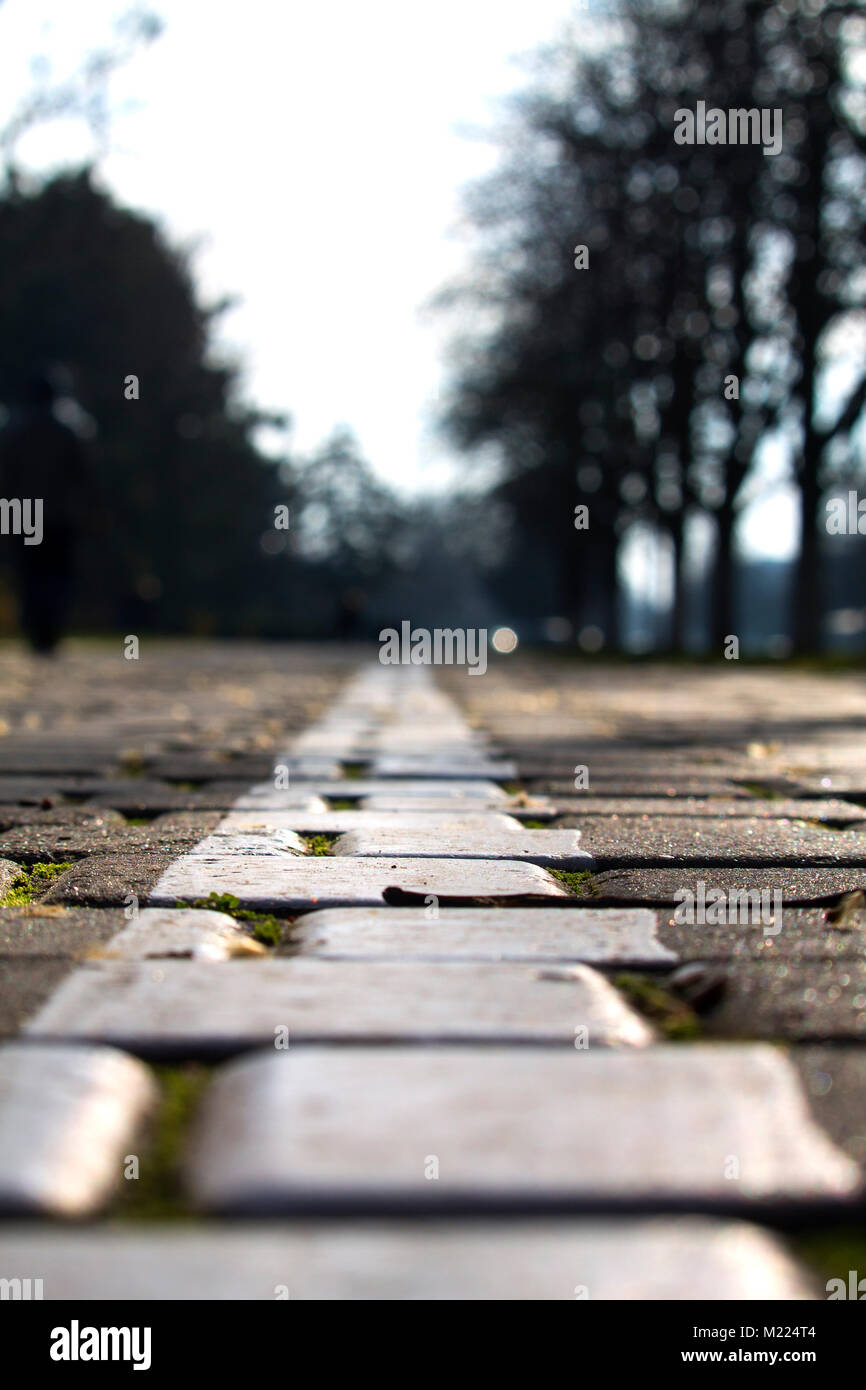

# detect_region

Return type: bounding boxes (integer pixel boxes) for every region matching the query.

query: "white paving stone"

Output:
[149,855,568,910]
[363,795,556,817]
[332,826,592,868]
[234,780,507,807]
[231,792,329,812]
[100,908,261,962]
[187,830,305,857]
[372,756,517,779]
[186,1045,861,1213]
[218,809,520,836]
[295,906,675,965]
[0,1219,815,1299]
[0,1044,157,1216]
[25,960,653,1054]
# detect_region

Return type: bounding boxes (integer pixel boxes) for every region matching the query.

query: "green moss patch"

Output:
[549,868,599,896]
[178,890,287,947]
[792,1230,866,1293]
[115,1064,211,1222]
[613,972,701,1040]
[1,861,73,906]
[306,834,337,856]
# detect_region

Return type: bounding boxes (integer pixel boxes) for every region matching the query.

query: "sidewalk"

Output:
[1,642,864,1298]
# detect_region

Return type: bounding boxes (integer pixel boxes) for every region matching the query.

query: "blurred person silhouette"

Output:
[0,372,90,653]
[336,586,366,639]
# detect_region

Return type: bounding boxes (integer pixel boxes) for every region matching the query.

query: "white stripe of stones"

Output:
[0,1044,156,1216]
[0,1219,816,1299]
[184,1045,862,1215]
[293,906,676,966]
[25,960,654,1054]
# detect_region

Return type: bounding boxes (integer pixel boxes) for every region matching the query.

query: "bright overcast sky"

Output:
[0,0,585,496]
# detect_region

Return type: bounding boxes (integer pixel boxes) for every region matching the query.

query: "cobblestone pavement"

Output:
[2,641,866,1299]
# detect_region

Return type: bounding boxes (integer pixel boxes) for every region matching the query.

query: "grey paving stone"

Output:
[332,826,592,868]
[25,959,652,1056]
[0,803,128,830]
[558,815,866,867]
[0,818,219,860]
[535,778,750,798]
[0,906,122,959]
[0,858,21,895]
[793,1046,866,1170]
[295,906,675,966]
[0,1218,815,1299]
[693,959,866,1042]
[149,855,569,911]
[185,1044,861,1213]
[41,852,181,907]
[0,1043,156,1216]
[0,960,72,1036]
[101,907,259,961]
[658,906,866,962]
[548,797,866,823]
[574,866,866,906]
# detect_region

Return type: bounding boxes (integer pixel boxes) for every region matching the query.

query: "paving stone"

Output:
[692,959,866,1042]
[0,858,21,895]
[295,906,675,965]
[557,815,865,866]
[217,809,518,836]
[793,1046,866,1169]
[548,796,866,823]
[144,754,276,780]
[0,906,122,958]
[186,829,306,857]
[0,802,128,830]
[26,959,652,1055]
[0,1043,156,1216]
[658,906,866,962]
[149,855,569,911]
[239,779,508,803]
[85,783,265,814]
[332,826,592,868]
[534,778,750,798]
[371,757,517,780]
[363,795,556,818]
[0,1218,815,1299]
[185,1044,861,1213]
[0,817,219,860]
[573,866,866,906]
[0,779,72,805]
[41,852,180,906]
[100,907,258,961]
[0,960,73,1036]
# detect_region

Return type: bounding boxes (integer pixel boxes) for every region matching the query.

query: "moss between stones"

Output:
[114,1064,211,1222]
[179,891,286,947]
[1,861,73,906]
[341,763,364,780]
[613,972,701,1040]
[306,834,337,856]
[549,868,599,896]
[792,1230,866,1294]
[328,798,356,810]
